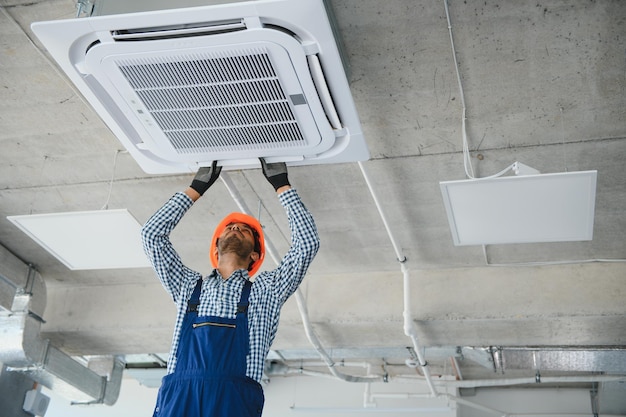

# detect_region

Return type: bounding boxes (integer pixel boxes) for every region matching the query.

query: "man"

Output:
[141,159,319,417]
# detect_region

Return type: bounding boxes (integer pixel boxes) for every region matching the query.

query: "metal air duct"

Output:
[0,243,123,405]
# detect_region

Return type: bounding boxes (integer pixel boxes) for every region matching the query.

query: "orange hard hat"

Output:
[210,212,265,276]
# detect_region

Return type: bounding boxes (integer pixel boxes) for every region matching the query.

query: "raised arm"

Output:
[141,192,199,302]
[259,159,320,302]
[141,161,222,301]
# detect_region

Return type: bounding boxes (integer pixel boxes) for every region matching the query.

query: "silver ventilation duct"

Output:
[0,243,123,405]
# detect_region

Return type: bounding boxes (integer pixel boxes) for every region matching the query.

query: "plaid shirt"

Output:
[141,188,319,382]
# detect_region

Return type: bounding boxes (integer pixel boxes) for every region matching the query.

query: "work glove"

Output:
[190,161,222,196]
[260,158,290,191]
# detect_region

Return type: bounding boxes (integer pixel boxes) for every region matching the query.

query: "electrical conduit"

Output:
[357,161,439,397]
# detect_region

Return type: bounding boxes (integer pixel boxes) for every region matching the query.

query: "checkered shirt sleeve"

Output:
[246,188,320,381]
[141,192,202,374]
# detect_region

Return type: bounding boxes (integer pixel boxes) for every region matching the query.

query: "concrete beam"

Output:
[39,261,626,355]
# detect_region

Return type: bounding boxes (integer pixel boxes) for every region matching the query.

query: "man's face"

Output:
[217,222,257,260]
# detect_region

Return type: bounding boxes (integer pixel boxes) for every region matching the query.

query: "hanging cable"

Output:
[444,0,475,179]
[445,0,524,181]
[101,149,124,210]
[559,106,569,172]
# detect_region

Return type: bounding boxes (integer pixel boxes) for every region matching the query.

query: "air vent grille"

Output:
[116,48,306,154]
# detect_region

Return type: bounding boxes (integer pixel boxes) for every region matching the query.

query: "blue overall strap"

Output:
[186,279,203,313]
[237,280,252,314]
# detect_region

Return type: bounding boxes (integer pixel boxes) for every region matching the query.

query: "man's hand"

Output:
[190,161,222,196]
[260,158,290,191]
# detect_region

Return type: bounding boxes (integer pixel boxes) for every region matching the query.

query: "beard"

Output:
[217,233,255,261]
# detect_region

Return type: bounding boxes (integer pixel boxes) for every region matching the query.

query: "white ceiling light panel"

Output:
[440,171,598,246]
[8,209,150,270]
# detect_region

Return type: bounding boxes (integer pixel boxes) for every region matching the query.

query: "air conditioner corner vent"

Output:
[85,39,101,55]
[110,19,247,41]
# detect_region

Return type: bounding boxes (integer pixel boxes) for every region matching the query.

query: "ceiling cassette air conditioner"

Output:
[31,0,369,173]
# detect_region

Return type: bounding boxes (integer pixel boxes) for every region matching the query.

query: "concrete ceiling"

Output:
[1,0,625,407]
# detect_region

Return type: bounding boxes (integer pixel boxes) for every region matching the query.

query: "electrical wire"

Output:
[101,149,124,210]
[559,106,569,172]
[445,0,519,181]
[444,0,475,179]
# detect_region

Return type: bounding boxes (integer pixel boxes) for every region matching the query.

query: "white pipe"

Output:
[290,406,452,414]
[391,373,626,388]
[401,265,438,398]
[364,382,370,404]
[285,368,340,380]
[281,366,626,390]
[220,173,383,384]
[370,393,433,400]
[275,367,371,381]
[293,289,384,383]
[507,415,625,417]
[357,162,405,262]
[297,361,372,368]
[438,374,626,388]
[358,162,439,397]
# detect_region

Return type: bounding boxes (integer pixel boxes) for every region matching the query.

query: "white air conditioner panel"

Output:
[85,35,333,164]
[31,0,369,174]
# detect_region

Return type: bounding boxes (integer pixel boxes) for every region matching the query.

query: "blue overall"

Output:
[153,279,264,417]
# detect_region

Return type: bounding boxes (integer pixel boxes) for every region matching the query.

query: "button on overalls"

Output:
[153,279,264,417]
